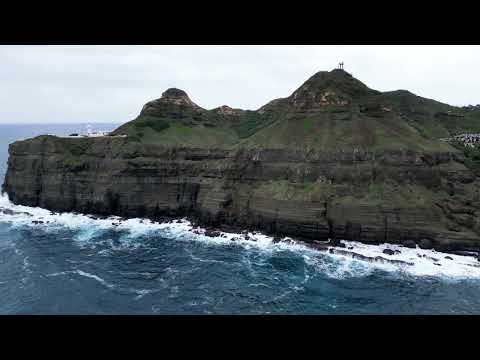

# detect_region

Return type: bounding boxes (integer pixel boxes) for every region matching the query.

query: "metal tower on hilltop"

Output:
[338,62,344,70]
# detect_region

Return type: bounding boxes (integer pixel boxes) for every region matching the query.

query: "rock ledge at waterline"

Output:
[5,68,480,253]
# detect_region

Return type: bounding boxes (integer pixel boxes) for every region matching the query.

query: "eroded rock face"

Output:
[290,88,350,109]
[4,68,480,252]
[211,105,246,119]
[286,69,379,112]
[3,135,480,252]
[214,105,235,116]
[141,88,202,115]
[159,88,199,107]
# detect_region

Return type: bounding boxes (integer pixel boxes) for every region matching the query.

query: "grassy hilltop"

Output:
[111,69,480,153]
[6,68,480,251]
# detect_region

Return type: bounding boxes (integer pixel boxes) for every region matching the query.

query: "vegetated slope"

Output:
[112,69,479,152]
[5,68,480,252]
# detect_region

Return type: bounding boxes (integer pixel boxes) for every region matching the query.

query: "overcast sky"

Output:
[1,45,479,124]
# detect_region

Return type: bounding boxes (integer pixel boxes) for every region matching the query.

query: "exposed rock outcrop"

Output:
[4,68,480,252]
[213,105,244,117]
[140,88,203,116]
[3,134,480,252]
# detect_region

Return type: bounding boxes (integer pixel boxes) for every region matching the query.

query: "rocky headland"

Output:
[4,68,480,253]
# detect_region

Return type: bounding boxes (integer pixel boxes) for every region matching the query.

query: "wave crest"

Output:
[1,194,480,279]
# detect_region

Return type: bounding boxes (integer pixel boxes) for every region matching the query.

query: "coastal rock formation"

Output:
[143,88,202,112]
[4,68,480,252]
[212,105,244,117]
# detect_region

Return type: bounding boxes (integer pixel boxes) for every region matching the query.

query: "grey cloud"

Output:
[1,45,479,123]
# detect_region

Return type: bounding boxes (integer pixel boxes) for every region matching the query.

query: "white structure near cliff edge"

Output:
[440,133,480,148]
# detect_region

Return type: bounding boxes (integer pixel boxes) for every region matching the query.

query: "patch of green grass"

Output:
[133,116,170,133]
[367,182,385,199]
[60,138,91,157]
[171,124,193,135]
[58,138,91,170]
[232,111,276,139]
[303,118,314,131]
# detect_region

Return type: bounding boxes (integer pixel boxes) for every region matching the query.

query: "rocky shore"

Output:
[4,68,480,253]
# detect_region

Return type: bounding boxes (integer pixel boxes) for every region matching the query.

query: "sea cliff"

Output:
[4,68,480,252]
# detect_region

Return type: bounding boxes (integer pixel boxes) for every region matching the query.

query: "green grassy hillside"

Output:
[111,70,480,152]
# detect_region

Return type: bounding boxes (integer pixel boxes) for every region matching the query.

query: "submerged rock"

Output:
[382,249,396,256]
[331,248,414,266]
[0,208,16,215]
[419,239,433,250]
[272,237,282,244]
[403,240,417,249]
[204,230,221,238]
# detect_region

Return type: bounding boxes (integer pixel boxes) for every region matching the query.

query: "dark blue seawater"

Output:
[1,123,480,315]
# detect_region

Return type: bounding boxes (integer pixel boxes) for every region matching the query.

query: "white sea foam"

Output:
[46,269,115,289]
[338,240,480,278]
[1,193,480,279]
[133,289,159,300]
[303,252,380,279]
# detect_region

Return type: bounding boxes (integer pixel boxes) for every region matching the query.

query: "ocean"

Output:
[1,123,480,315]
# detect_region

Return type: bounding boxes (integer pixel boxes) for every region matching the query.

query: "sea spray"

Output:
[1,193,480,279]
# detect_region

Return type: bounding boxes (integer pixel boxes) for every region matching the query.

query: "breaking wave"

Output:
[1,193,480,280]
